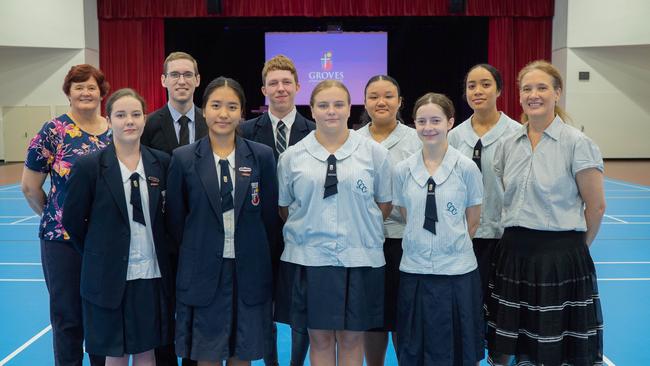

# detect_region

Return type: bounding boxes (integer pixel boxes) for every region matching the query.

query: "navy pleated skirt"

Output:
[485,227,604,366]
[397,269,484,366]
[275,262,384,331]
[83,278,172,357]
[175,259,272,362]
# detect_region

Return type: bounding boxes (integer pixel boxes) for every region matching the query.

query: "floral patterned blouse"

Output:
[25,114,112,241]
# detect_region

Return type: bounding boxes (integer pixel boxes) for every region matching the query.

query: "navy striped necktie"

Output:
[276,120,287,154]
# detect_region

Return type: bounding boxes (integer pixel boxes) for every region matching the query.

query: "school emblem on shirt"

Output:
[446,202,458,215]
[356,179,368,193]
[251,182,260,206]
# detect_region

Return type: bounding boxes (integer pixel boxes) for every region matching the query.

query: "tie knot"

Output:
[219,159,229,168]
[277,120,286,131]
[327,154,336,164]
[130,172,140,183]
[427,177,436,191]
[178,115,190,127]
[474,139,483,149]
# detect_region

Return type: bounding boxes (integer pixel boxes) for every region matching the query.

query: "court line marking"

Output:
[0,198,27,200]
[0,279,45,282]
[607,214,650,217]
[0,185,20,191]
[604,214,627,224]
[603,355,616,366]
[0,223,39,226]
[0,324,52,366]
[605,196,650,199]
[605,179,650,192]
[595,261,650,264]
[602,222,650,225]
[9,215,38,225]
[0,262,41,266]
[598,278,650,281]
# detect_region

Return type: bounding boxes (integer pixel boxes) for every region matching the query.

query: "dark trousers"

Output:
[41,240,104,366]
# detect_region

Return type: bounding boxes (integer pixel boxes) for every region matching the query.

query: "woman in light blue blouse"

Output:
[448,64,520,321]
[393,93,484,366]
[485,60,605,366]
[277,80,392,366]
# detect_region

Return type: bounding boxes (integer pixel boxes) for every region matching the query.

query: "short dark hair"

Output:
[62,64,110,97]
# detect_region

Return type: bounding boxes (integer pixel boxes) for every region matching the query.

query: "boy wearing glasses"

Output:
[142,52,206,366]
[142,51,207,155]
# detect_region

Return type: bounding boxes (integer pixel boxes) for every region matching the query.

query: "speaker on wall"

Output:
[207,0,222,14]
[449,0,465,14]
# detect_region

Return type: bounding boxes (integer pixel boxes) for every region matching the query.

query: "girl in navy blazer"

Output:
[63,88,173,366]
[167,77,279,365]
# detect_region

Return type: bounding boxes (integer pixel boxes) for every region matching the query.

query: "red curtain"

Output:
[99,19,166,114]
[98,0,553,18]
[98,0,553,112]
[488,17,552,121]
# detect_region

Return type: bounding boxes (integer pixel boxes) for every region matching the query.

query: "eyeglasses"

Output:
[165,71,196,80]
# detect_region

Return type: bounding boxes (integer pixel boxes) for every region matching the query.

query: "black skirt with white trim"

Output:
[485,227,604,366]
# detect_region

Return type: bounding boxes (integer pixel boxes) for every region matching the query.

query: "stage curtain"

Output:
[488,17,552,121]
[99,19,167,113]
[98,0,552,18]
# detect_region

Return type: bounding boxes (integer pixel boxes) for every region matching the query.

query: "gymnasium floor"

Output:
[0,175,648,365]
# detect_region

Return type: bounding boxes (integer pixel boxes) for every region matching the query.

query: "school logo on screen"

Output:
[308,51,344,82]
[321,51,333,71]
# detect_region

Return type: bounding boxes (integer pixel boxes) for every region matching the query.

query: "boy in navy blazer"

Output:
[238,54,314,366]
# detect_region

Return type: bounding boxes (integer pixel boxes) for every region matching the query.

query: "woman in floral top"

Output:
[21,64,111,366]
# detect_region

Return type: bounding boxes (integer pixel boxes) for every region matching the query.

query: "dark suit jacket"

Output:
[142,104,207,155]
[63,144,172,309]
[239,111,316,160]
[166,136,278,307]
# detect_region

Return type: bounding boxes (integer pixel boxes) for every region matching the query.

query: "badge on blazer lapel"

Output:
[251,182,260,206]
[147,176,160,187]
[238,166,252,177]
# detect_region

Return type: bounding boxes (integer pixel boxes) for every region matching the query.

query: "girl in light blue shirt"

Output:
[393,93,484,366]
[448,64,520,318]
[277,80,392,366]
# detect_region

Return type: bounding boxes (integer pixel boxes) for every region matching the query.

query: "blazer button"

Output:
[122,256,128,261]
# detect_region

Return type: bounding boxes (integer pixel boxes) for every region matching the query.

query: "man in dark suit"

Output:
[239,55,315,366]
[141,51,205,366]
[142,51,207,155]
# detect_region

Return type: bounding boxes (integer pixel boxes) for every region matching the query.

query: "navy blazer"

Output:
[141,104,208,155]
[166,136,279,307]
[239,111,316,160]
[63,144,172,309]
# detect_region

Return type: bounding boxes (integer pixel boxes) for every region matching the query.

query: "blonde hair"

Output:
[309,80,351,107]
[517,60,570,123]
[163,51,199,74]
[262,54,299,85]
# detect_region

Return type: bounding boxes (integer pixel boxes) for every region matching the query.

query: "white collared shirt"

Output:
[494,116,604,232]
[268,107,297,146]
[118,157,161,280]
[214,150,236,258]
[358,122,421,239]
[393,146,483,275]
[448,112,520,239]
[168,102,197,143]
[278,130,392,268]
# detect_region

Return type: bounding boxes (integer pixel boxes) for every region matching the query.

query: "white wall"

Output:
[553,0,650,158]
[0,0,99,161]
